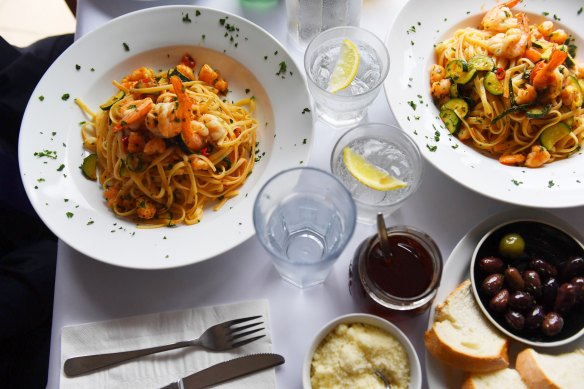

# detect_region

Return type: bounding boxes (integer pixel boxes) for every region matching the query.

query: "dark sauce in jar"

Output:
[349,226,442,320]
[367,235,434,298]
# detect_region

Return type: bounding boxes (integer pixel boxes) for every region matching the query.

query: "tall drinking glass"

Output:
[253,167,357,288]
[286,0,362,50]
[304,26,389,128]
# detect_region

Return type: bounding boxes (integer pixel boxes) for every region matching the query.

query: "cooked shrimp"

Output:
[481,0,521,33]
[525,145,551,168]
[104,185,120,208]
[561,84,582,110]
[486,13,530,59]
[531,49,567,99]
[144,102,182,138]
[549,29,568,44]
[430,64,446,83]
[135,196,156,220]
[515,84,537,104]
[112,98,153,132]
[198,64,228,94]
[123,67,155,83]
[182,121,208,151]
[431,79,451,100]
[537,21,554,38]
[499,153,526,166]
[127,131,145,153]
[143,137,166,155]
[200,114,227,142]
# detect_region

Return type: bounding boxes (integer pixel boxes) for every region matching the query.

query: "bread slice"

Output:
[461,368,528,389]
[516,348,584,389]
[424,279,509,372]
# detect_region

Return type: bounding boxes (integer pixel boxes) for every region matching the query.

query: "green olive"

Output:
[499,233,525,258]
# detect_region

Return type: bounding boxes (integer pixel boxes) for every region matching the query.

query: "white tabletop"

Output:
[47,1,584,388]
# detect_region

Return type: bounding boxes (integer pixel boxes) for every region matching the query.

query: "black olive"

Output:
[525,305,545,330]
[523,270,542,298]
[572,277,584,304]
[505,267,525,292]
[542,312,564,336]
[529,258,558,280]
[505,310,525,331]
[481,273,504,296]
[559,256,584,280]
[489,289,510,313]
[508,290,534,311]
[554,282,577,314]
[542,277,559,309]
[479,256,505,274]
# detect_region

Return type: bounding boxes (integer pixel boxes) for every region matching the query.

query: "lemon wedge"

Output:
[343,147,407,191]
[327,39,360,93]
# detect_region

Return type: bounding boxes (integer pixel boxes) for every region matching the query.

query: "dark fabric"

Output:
[0,33,72,389]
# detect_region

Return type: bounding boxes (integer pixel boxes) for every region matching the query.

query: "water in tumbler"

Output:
[310,39,382,96]
[266,193,343,286]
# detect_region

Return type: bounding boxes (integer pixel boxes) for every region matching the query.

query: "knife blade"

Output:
[159,353,285,389]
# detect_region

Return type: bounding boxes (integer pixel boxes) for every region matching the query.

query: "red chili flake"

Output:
[200,147,210,156]
[181,53,196,68]
[495,67,505,80]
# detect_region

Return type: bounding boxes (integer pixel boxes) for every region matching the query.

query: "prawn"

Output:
[430,64,446,84]
[198,64,228,94]
[143,137,167,155]
[181,114,227,151]
[481,0,521,33]
[144,102,182,138]
[515,84,537,104]
[112,98,153,132]
[486,12,530,59]
[499,153,526,166]
[530,49,567,100]
[525,145,551,168]
[431,78,451,100]
[135,196,157,220]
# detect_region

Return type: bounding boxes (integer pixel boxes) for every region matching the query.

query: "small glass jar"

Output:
[349,225,442,321]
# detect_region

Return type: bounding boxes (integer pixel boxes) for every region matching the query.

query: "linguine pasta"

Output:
[430,0,584,168]
[77,55,257,227]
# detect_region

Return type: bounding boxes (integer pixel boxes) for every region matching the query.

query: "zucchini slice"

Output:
[446,59,477,85]
[449,83,459,98]
[483,72,504,96]
[540,122,571,149]
[442,98,470,118]
[468,55,495,71]
[81,153,97,180]
[99,90,125,111]
[168,67,192,82]
[439,107,461,134]
[526,104,552,119]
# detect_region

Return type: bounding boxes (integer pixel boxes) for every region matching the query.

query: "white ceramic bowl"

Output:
[302,313,422,388]
[470,219,584,347]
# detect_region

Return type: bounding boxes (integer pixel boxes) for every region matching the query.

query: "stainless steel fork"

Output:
[63,315,265,377]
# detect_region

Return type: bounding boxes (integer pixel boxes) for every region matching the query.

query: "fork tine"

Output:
[230,321,264,332]
[231,326,265,340]
[231,334,266,349]
[224,315,262,326]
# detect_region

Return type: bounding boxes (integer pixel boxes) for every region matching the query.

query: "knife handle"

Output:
[64,340,195,376]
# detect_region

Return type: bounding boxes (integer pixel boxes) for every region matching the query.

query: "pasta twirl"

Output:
[77,55,257,227]
[430,0,584,168]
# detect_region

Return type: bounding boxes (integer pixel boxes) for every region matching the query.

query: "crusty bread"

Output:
[424,279,509,372]
[461,368,528,389]
[516,348,584,389]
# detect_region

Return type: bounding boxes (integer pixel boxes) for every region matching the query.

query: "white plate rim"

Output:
[18,5,314,269]
[384,0,584,209]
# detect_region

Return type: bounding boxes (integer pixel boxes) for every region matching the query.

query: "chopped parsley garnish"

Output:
[123,42,130,51]
[542,11,549,16]
[302,138,307,144]
[57,164,65,172]
[407,100,417,110]
[182,13,192,23]
[426,144,437,152]
[511,179,523,186]
[245,88,250,94]
[196,10,201,16]
[548,180,555,188]
[219,17,226,26]
[66,212,74,219]
[579,7,583,15]
[302,107,311,114]
[75,64,81,70]
[61,93,70,101]
[34,149,57,159]
[38,95,44,101]
[87,220,94,225]
[276,61,287,76]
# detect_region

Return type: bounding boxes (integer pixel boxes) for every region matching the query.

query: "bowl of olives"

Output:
[470,219,584,347]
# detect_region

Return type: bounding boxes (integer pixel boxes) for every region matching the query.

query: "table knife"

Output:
[159,353,285,389]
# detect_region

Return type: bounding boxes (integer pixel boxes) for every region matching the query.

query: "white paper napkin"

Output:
[60,299,275,389]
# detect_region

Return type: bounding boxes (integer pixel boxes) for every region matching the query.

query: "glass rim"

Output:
[330,122,424,208]
[358,225,443,309]
[303,26,390,97]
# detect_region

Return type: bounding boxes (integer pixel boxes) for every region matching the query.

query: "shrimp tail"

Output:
[170,75,192,135]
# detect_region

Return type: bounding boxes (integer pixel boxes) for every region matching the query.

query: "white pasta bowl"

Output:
[384,0,584,209]
[302,313,422,389]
